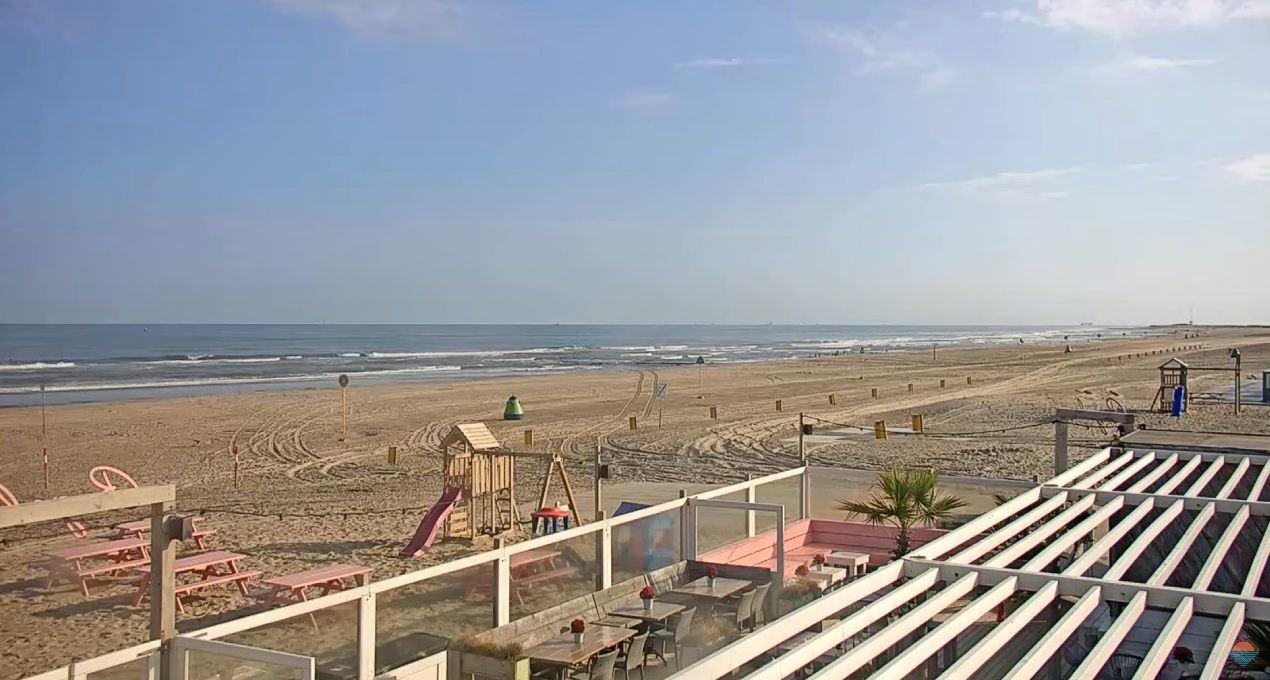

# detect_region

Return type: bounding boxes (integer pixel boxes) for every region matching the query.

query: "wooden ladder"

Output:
[494,488,515,530]
[446,506,471,538]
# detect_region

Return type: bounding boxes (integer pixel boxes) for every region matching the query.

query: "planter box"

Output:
[449,651,530,680]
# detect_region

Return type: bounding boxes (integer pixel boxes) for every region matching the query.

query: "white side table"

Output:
[827,551,869,577]
[805,566,847,588]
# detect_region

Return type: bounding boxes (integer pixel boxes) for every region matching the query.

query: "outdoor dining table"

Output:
[130,550,256,613]
[524,625,637,679]
[608,601,686,626]
[592,615,641,628]
[670,576,752,600]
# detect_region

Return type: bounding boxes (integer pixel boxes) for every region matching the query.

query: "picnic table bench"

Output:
[112,517,216,550]
[131,550,258,614]
[43,537,151,596]
[509,550,576,605]
[246,564,371,628]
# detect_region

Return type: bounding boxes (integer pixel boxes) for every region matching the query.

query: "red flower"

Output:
[570,619,586,634]
[706,566,718,578]
[812,554,826,565]
[639,586,655,600]
[795,564,810,576]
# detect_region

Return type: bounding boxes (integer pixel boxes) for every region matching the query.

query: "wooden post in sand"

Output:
[338,374,349,441]
[232,445,239,489]
[43,447,49,490]
[775,399,783,412]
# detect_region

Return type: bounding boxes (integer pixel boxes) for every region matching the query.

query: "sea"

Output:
[0,324,1144,406]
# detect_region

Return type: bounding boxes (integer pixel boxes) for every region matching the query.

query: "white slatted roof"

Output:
[672,446,1270,680]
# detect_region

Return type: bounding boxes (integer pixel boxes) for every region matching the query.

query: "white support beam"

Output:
[907,487,1045,560]
[1217,457,1251,499]
[1202,602,1245,680]
[872,578,1018,680]
[356,593,375,680]
[1157,456,1204,495]
[1104,500,1186,581]
[1038,486,1270,516]
[1126,453,1178,493]
[1065,500,1157,577]
[1129,449,1270,465]
[1194,506,1249,590]
[1047,447,1115,487]
[984,495,1097,568]
[1241,518,1270,598]
[1148,504,1216,586]
[1070,451,1135,489]
[1133,597,1193,680]
[1069,591,1147,679]
[1249,463,1270,502]
[0,485,176,528]
[807,573,982,680]
[674,561,912,680]
[1098,454,1157,492]
[1186,456,1227,496]
[938,582,1058,679]
[904,558,1270,620]
[1000,586,1103,680]
[950,493,1070,564]
[1022,497,1125,572]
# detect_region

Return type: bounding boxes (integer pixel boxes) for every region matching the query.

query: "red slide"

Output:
[399,486,463,558]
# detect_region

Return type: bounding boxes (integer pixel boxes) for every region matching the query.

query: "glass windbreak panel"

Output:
[755,475,802,529]
[694,492,748,555]
[611,507,682,584]
[186,650,305,680]
[508,532,598,620]
[221,601,356,680]
[376,562,493,672]
[86,655,153,680]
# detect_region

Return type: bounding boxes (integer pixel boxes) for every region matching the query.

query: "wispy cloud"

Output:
[1124,162,1153,170]
[985,0,1270,35]
[674,57,783,70]
[922,167,1081,198]
[1226,153,1270,183]
[819,29,961,93]
[267,0,473,42]
[614,91,674,109]
[1093,55,1221,76]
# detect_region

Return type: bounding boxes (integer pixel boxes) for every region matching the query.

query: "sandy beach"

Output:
[3,328,1270,678]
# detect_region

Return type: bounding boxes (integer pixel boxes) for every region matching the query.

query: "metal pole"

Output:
[798,412,806,464]
[340,386,347,441]
[593,443,603,521]
[697,365,702,399]
[40,384,46,437]
[1235,357,1242,415]
[1054,419,1069,476]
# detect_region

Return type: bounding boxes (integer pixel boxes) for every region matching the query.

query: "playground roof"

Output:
[442,423,503,452]
[672,444,1270,679]
[1159,357,1189,369]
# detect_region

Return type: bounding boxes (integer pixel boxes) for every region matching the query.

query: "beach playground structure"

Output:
[400,423,581,557]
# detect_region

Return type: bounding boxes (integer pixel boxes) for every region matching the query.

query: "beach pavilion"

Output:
[12,428,1270,680]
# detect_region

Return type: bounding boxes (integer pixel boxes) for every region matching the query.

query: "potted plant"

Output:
[812,553,827,572]
[706,565,718,588]
[451,637,529,680]
[570,619,586,645]
[837,468,967,558]
[779,575,822,615]
[640,585,656,611]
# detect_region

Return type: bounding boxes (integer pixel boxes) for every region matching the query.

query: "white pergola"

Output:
[673,446,1270,680]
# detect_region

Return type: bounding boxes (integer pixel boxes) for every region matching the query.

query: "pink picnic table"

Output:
[252,564,373,609]
[131,550,258,614]
[112,517,214,549]
[43,537,150,596]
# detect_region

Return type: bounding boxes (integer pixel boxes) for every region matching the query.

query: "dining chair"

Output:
[571,648,619,680]
[615,631,650,680]
[649,606,696,670]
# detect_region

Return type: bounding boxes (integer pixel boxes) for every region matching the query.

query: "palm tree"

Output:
[838,468,968,558]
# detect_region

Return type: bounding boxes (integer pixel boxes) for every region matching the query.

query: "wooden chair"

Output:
[648,607,696,670]
[615,631,649,680]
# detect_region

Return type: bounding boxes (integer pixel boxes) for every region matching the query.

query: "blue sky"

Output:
[1,0,1267,325]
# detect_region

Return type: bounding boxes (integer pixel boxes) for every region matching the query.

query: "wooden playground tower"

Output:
[1153,358,1190,413]
[439,423,581,540]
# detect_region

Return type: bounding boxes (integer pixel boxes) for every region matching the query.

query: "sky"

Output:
[1,0,1267,326]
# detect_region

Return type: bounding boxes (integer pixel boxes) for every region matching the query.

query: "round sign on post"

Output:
[338,374,349,388]
[338,374,349,441]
